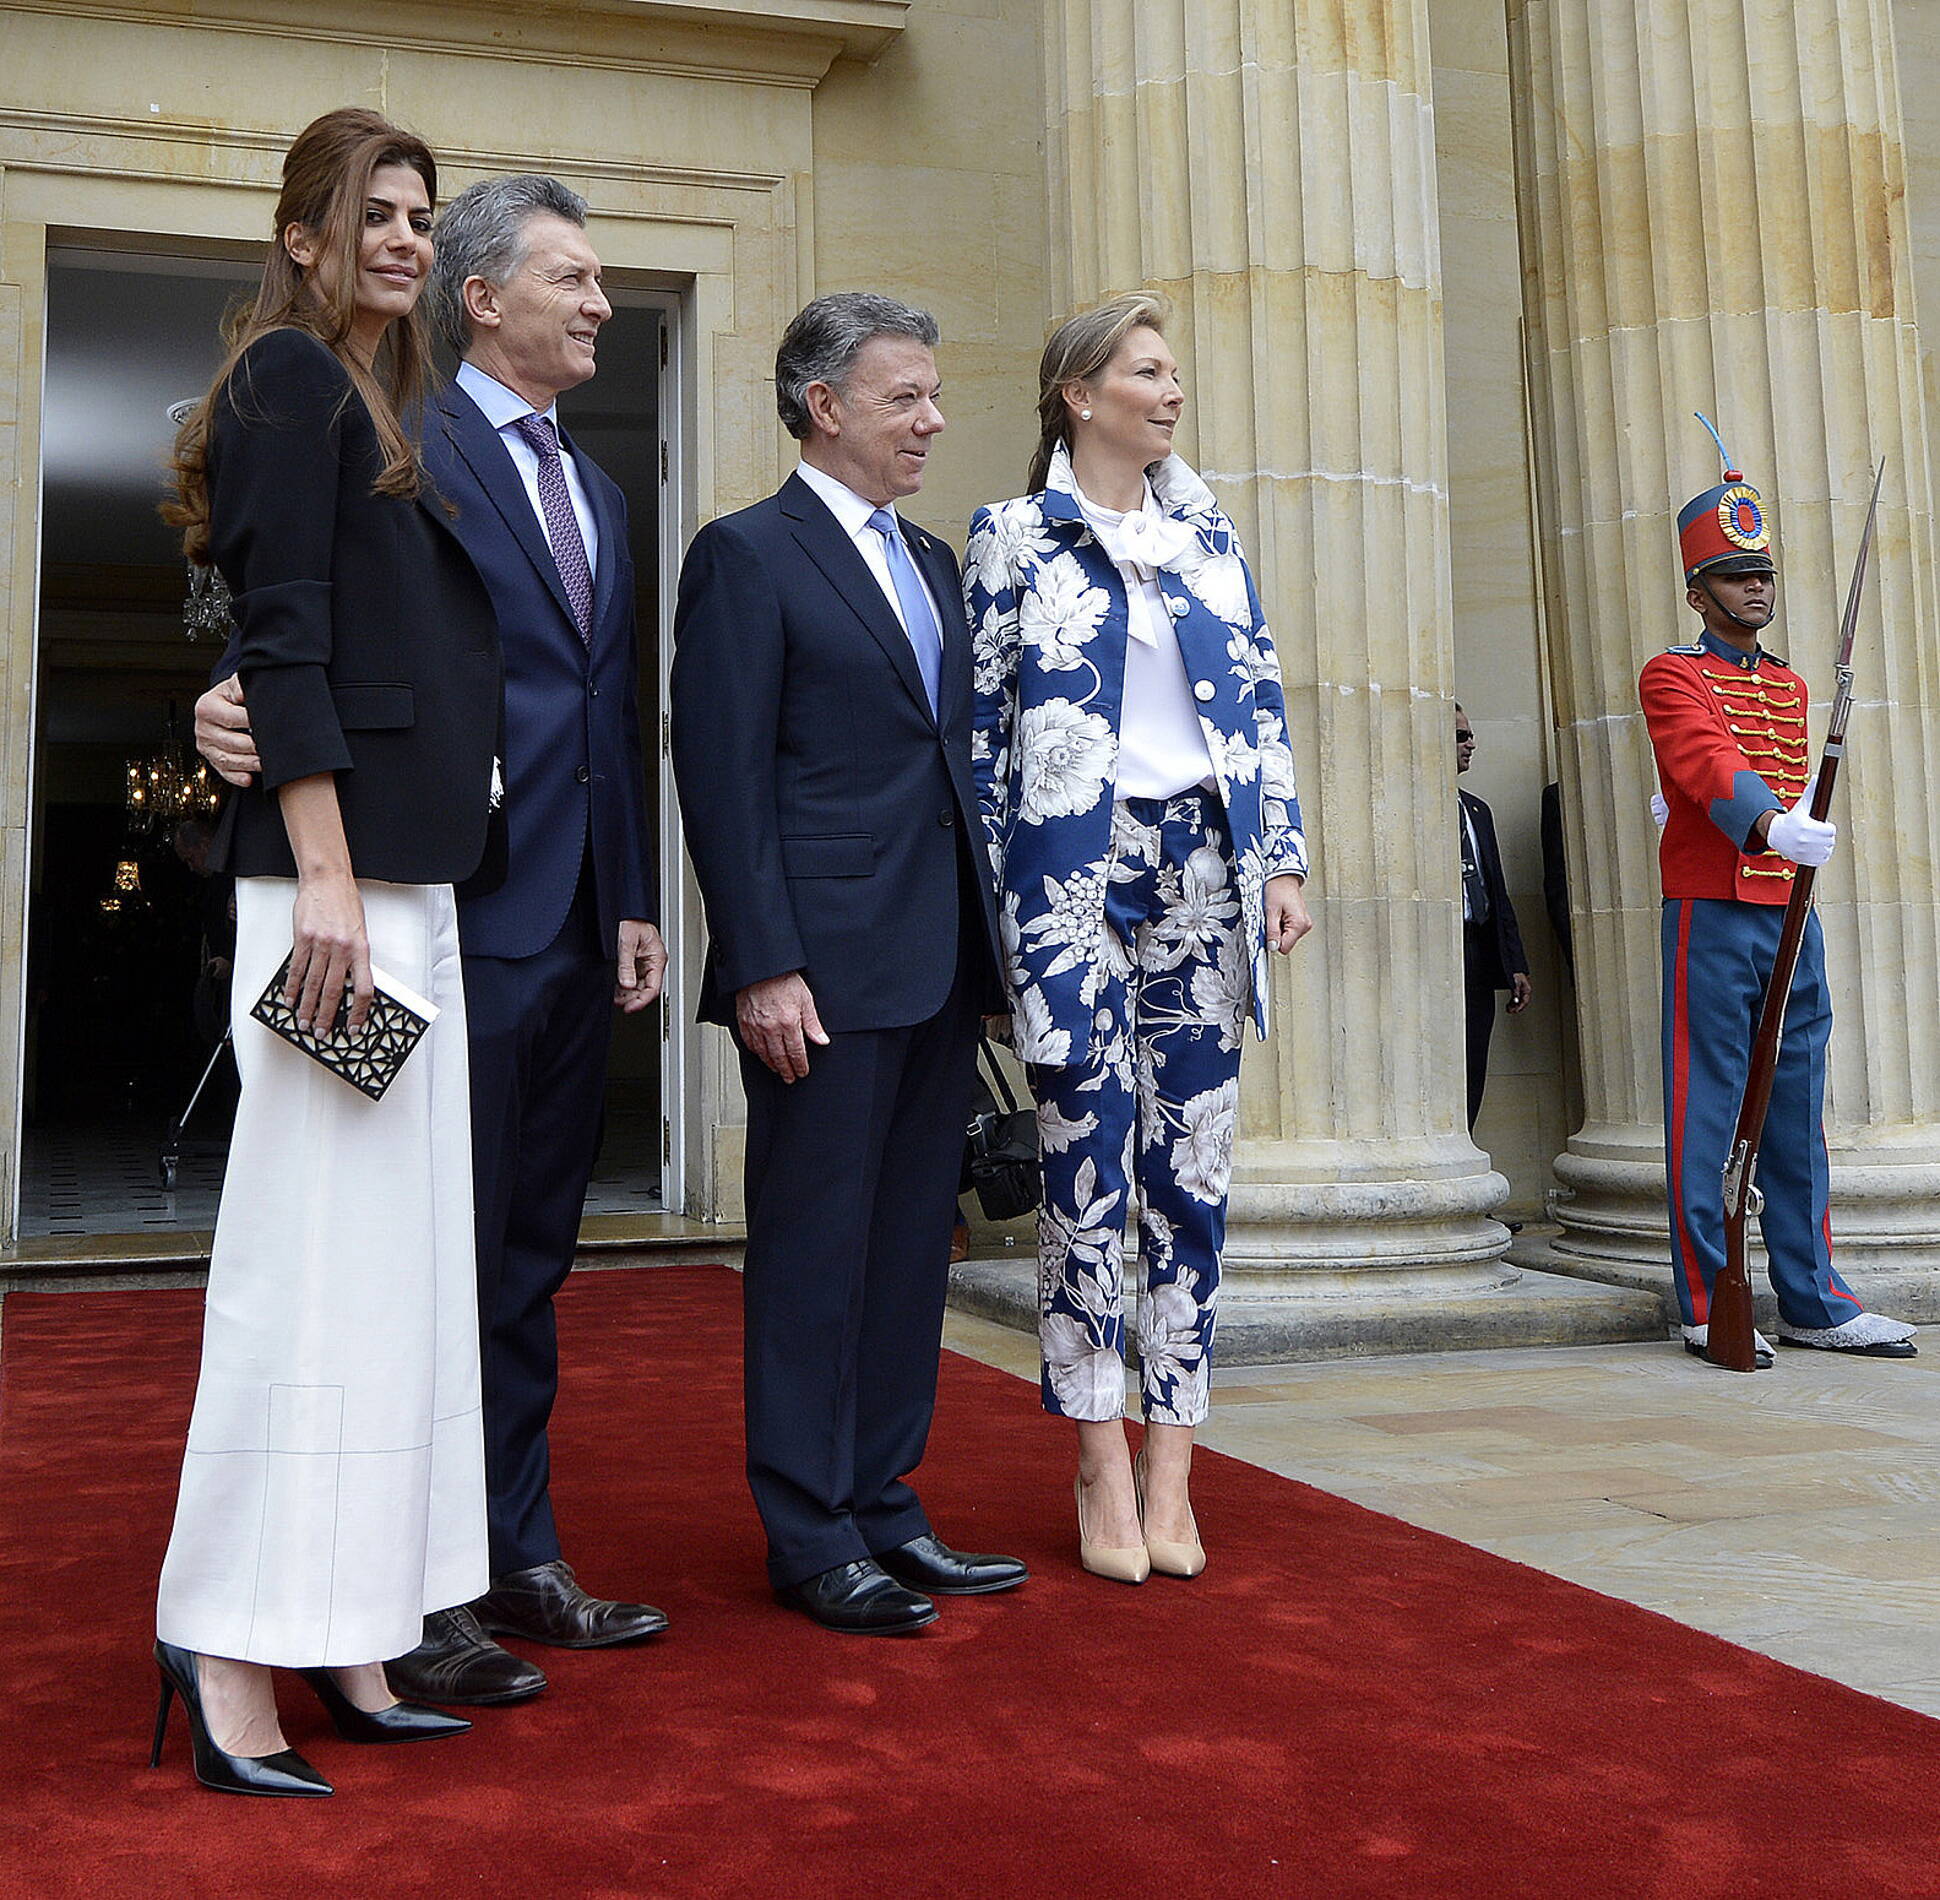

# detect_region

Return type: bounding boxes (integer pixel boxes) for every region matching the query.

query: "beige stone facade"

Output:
[4,0,1939,1326]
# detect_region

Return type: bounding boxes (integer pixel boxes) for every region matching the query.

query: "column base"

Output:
[1222,1138,1518,1278]
[947,1149,1669,1364]
[947,1255,1664,1364]
[1550,1124,1940,1282]
[1511,1233,1940,1331]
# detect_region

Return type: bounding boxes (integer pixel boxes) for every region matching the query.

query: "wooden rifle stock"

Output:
[1705,461,1884,1371]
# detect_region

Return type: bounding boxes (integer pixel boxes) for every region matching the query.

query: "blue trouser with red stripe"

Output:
[1660,898,1862,1329]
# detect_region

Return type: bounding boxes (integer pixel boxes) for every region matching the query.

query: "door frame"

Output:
[601,279,696,1217]
[19,251,704,1241]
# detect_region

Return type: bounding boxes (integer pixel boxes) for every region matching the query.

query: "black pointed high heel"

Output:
[150,1642,333,1797]
[298,1668,472,1743]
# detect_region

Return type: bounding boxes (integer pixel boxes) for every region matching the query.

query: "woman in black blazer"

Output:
[150,107,500,1799]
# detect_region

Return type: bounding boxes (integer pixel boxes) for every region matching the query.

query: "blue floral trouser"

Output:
[1028,791,1248,1427]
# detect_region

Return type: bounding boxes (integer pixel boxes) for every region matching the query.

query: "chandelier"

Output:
[169,400,235,643]
[98,859,144,917]
[125,703,221,835]
[182,561,234,643]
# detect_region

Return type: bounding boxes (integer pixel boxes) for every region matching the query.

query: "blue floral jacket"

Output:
[965,443,1308,1065]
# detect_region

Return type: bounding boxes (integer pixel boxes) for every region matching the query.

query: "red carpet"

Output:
[2,1265,1938,1898]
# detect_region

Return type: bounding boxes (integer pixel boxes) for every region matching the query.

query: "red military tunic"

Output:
[1640,630,1809,899]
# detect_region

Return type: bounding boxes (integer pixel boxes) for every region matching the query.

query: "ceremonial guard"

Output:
[1640,430,1916,1363]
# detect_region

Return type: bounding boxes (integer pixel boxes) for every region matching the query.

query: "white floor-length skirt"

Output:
[156,877,488,1666]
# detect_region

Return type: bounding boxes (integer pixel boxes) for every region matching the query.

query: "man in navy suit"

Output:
[1456,704,1532,1132]
[670,294,1025,1633]
[196,176,667,1700]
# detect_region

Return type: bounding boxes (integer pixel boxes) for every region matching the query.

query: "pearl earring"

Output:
[1079,408,1092,421]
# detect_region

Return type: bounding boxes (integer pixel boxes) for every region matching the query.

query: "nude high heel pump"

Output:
[1075,1477,1150,1584]
[1134,1450,1206,1579]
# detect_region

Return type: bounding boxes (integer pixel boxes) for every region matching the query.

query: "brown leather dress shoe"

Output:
[472,1559,670,1649]
[385,1606,548,1707]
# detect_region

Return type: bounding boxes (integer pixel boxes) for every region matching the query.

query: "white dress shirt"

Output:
[793,458,943,636]
[1461,799,1484,923]
[1073,481,1217,800]
[456,360,600,580]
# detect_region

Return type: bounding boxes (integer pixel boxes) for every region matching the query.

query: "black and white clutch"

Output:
[249,955,439,1102]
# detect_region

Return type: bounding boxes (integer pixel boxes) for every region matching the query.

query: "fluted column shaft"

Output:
[1509,0,1940,1278]
[1045,0,1512,1283]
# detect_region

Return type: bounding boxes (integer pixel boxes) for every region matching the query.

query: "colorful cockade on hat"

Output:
[1678,413,1776,584]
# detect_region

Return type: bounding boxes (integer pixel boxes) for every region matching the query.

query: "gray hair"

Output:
[432,174,590,355]
[775,292,940,440]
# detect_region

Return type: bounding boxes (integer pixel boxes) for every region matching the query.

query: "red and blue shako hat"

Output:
[1678,412,1775,583]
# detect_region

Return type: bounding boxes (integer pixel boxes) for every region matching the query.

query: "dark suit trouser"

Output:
[738,941,980,1590]
[463,874,611,1578]
[1463,924,1497,1133]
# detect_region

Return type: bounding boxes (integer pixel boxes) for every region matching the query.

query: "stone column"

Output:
[1033,0,1588,1354]
[1508,0,1940,1302]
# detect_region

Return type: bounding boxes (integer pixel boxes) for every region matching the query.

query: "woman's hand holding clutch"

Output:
[289,871,372,1038]
[277,773,372,1037]
[1265,874,1312,955]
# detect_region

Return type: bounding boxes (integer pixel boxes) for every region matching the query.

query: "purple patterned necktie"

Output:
[512,412,593,643]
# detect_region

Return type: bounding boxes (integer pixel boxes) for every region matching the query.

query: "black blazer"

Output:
[669,471,1003,1034]
[427,381,656,959]
[1459,786,1529,992]
[206,328,502,885]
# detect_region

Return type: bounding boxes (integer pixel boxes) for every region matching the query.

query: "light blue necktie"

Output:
[868,507,943,717]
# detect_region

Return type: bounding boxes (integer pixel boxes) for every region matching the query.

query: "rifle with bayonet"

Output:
[1705,459,1886,1371]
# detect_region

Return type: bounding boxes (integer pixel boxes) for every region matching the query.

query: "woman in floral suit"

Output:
[966,293,1313,1583]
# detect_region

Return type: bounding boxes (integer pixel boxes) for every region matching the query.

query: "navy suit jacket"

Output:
[1459,787,1529,993]
[669,471,1003,1034]
[429,381,656,960]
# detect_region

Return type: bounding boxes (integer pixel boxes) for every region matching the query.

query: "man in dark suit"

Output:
[1456,704,1532,1131]
[669,293,1026,1633]
[195,176,667,1700]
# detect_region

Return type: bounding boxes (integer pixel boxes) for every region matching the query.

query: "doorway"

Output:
[25,252,682,1242]
[552,293,673,1219]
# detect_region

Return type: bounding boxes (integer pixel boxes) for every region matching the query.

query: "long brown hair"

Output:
[1026,290,1171,493]
[164,107,440,561]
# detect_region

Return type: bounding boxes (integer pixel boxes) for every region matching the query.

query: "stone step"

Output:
[949,1251,1667,1366]
[1519,1229,1940,1327]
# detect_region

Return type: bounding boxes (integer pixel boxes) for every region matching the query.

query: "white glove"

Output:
[1649,791,1669,831]
[1764,780,1835,868]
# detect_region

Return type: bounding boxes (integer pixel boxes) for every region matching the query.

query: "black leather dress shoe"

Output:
[385,1607,548,1707]
[876,1533,1028,1596]
[473,1559,669,1649]
[775,1559,938,1634]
